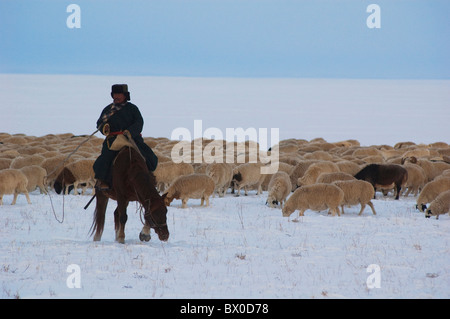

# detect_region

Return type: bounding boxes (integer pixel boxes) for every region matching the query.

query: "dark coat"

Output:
[93,102,158,182]
[97,102,143,138]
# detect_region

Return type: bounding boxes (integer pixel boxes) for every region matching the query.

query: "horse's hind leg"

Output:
[115,200,128,244]
[113,207,119,236]
[93,192,108,241]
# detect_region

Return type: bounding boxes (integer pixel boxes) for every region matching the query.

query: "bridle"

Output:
[145,199,168,229]
[135,188,167,229]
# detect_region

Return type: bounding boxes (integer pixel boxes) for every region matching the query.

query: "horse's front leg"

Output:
[139,223,151,242]
[114,200,129,244]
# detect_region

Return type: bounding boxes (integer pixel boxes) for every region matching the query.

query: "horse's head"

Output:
[148,199,169,242]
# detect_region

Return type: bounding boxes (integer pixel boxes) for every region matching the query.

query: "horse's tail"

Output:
[89,193,108,241]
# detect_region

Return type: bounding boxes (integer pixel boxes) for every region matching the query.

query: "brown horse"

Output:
[90,147,169,243]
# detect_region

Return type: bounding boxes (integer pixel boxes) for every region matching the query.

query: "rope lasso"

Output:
[47,129,99,223]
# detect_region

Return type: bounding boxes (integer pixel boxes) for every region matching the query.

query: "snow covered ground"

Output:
[2,74,449,146]
[0,188,448,299]
[0,74,449,299]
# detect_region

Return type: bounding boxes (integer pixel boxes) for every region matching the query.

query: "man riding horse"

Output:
[93,84,158,190]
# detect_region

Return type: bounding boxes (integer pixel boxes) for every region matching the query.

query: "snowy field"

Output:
[1,74,449,300]
[2,74,450,146]
[0,188,449,299]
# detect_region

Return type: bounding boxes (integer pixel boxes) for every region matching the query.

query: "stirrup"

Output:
[95,180,110,191]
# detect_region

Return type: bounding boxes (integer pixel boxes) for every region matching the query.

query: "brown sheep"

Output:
[354,164,408,200]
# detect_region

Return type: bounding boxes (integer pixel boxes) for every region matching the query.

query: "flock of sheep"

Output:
[1,133,450,220]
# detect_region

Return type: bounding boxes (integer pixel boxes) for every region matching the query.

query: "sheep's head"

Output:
[402,156,417,164]
[425,208,438,219]
[281,205,294,217]
[161,193,173,206]
[265,196,278,208]
[416,203,427,212]
[232,172,242,185]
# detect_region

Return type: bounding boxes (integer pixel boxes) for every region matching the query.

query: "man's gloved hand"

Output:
[102,123,110,136]
[123,130,131,139]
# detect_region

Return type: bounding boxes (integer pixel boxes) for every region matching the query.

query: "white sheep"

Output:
[296,161,340,187]
[416,177,450,212]
[288,160,318,191]
[231,163,266,196]
[435,169,450,181]
[55,158,95,195]
[401,148,430,161]
[40,155,76,189]
[402,163,427,197]
[335,161,362,176]
[352,147,381,159]
[261,162,294,191]
[425,190,450,219]
[0,169,31,205]
[332,180,376,215]
[205,163,234,197]
[282,183,344,218]
[162,174,215,208]
[20,165,48,194]
[266,171,292,208]
[153,161,194,193]
[403,157,450,182]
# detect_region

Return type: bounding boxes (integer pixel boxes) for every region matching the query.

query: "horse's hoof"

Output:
[139,232,151,242]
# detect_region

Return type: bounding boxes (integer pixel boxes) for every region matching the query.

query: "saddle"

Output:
[109,134,135,151]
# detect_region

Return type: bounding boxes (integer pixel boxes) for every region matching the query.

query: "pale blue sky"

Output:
[1,0,449,78]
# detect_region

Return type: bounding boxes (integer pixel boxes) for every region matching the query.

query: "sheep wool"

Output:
[163,174,215,208]
[296,161,340,187]
[316,172,355,184]
[0,168,32,205]
[282,183,344,218]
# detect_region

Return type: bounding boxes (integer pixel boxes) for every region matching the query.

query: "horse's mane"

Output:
[115,146,158,196]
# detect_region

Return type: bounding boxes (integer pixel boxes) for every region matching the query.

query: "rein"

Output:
[129,146,166,229]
